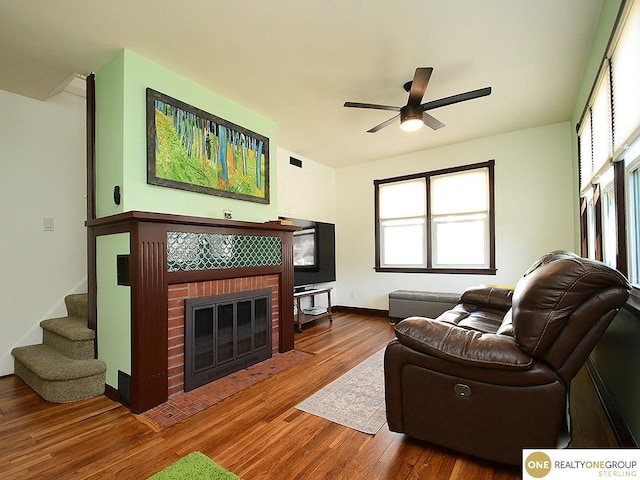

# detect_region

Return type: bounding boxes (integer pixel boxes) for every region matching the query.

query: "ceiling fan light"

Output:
[400,104,424,132]
[400,118,423,131]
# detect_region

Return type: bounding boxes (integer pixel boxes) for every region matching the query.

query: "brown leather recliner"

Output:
[384,251,631,465]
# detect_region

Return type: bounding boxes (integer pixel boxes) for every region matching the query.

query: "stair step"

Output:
[65,293,88,321]
[40,316,95,360]
[40,316,94,341]
[10,293,102,404]
[12,344,106,381]
[11,344,106,403]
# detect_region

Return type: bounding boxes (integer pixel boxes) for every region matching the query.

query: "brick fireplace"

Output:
[87,211,297,413]
[167,275,279,397]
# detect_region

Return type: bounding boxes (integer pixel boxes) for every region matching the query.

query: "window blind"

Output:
[591,64,613,175]
[578,110,593,193]
[611,0,640,154]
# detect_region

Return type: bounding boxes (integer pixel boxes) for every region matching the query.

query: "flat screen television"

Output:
[284,218,336,289]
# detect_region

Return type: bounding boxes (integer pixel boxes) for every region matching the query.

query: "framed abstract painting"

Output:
[146,88,269,204]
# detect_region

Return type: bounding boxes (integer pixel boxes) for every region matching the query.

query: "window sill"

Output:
[375,267,497,275]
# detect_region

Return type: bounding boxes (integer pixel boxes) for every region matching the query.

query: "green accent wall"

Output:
[94,49,279,393]
[95,51,125,218]
[95,48,278,221]
[96,233,131,389]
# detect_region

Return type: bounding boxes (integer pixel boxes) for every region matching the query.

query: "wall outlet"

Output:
[350,291,356,300]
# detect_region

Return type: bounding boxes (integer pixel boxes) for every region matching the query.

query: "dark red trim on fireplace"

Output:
[85,73,97,346]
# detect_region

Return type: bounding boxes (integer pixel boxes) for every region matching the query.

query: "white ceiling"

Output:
[0,0,604,168]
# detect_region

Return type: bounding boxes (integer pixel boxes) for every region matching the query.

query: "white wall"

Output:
[276,147,336,223]
[335,122,576,310]
[0,90,575,375]
[277,147,337,308]
[0,88,87,375]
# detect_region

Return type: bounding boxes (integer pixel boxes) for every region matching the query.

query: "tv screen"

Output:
[293,227,317,269]
[283,218,336,288]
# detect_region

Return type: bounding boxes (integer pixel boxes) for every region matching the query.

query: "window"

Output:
[611,0,640,153]
[430,169,490,268]
[584,188,597,259]
[378,178,427,267]
[629,166,640,283]
[600,168,616,267]
[626,141,640,283]
[577,0,640,284]
[375,160,495,274]
[591,68,613,174]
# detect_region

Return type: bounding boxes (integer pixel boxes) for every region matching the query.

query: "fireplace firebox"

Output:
[184,288,272,391]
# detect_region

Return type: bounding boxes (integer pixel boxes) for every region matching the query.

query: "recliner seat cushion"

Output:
[394,317,533,370]
[437,305,506,333]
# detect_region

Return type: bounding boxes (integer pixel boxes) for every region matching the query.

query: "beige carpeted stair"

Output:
[11,293,106,403]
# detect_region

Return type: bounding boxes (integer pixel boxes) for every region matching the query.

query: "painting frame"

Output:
[146,88,270,204]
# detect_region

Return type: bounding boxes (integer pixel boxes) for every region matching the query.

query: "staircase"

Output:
[11,293,107,403]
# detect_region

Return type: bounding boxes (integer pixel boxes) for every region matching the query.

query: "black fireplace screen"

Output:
[184,288,272,391]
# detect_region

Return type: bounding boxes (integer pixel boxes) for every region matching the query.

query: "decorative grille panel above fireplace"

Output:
[167,231,282,272]
[184,288,272,391]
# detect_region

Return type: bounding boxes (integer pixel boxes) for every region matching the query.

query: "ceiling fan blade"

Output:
[367,114,400,133]
[422,86,492,111]
[422,112,445,130]
[407,67,433,105]
[344,102,401,112]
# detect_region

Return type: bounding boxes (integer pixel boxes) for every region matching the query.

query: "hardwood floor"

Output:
[0,312,617,479]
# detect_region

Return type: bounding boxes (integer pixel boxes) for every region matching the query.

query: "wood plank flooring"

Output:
[0,312,618,479]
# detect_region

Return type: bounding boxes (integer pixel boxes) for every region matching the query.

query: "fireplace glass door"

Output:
[185,288,272,391]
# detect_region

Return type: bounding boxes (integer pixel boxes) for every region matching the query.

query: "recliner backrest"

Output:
[511,251,630,381]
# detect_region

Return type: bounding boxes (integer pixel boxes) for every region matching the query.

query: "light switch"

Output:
[43,218,54,231]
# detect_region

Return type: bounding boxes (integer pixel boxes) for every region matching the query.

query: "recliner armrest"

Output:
[395,317,532,370]
[460,285,513,312]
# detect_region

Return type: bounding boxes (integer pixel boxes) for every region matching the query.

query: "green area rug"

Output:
[148,452,240,479]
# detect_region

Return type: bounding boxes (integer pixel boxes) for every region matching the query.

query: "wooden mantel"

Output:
[86,211,298,413]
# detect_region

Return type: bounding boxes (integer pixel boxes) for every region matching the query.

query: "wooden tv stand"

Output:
[293,287,332,332]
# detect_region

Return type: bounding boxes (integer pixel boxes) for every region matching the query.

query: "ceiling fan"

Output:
[344,67,491,133]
